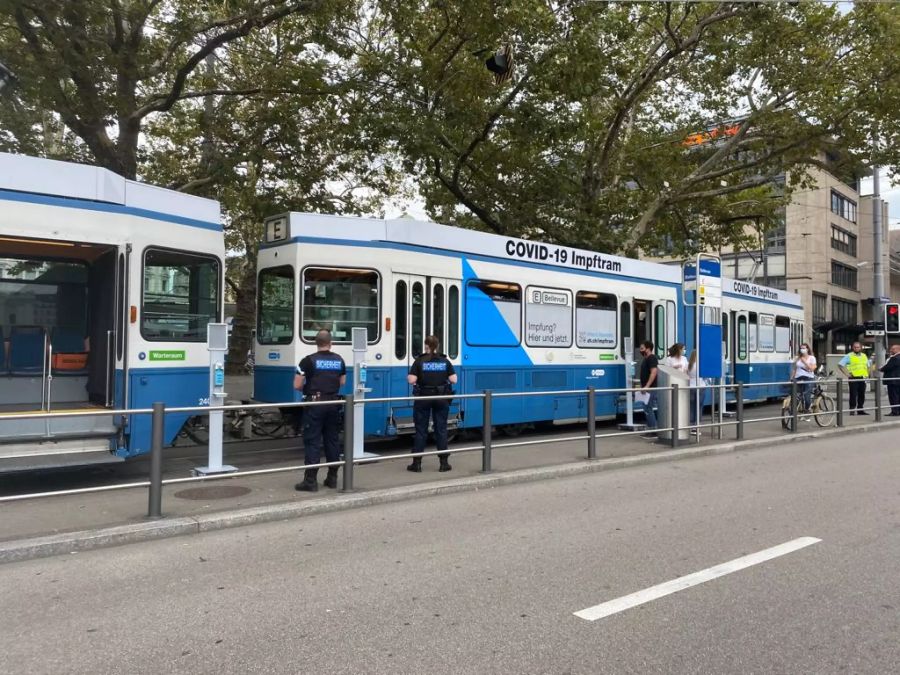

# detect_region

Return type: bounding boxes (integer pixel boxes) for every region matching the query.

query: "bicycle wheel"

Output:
[813,394,836,427]
[183,415,210,445]
[781,398,793,430]
[252,410,286,438]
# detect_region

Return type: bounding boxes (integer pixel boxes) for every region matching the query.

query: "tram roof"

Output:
[268,212,684,284]
[0,152,220,226]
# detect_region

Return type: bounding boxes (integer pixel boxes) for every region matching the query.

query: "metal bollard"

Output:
[875,375,883,423]
[587,387,597,459]
[481,391,493,473]
[147,402,165,519]
[670,384,680,449]
[736,383,744,441]
[790,380,799,432]
[836,377,844,427]
[342,396,354,491]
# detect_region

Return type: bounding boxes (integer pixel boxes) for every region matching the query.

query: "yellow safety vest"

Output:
[847,352,870,378]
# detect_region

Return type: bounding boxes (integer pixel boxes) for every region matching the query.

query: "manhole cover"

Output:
[173,485,252,501]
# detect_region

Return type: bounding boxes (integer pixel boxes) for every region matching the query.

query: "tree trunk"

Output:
[226,259,257,377]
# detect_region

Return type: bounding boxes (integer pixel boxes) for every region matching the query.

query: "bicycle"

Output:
[781,377,836,429]
[181,405,289,445]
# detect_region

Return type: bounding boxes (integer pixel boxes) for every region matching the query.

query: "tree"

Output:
[139,16,401,371]
[0,0,330,177]
[0,0,400,372]
[351,1,900,257]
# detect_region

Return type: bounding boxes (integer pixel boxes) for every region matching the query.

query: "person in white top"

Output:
[664,343,688,372]
[687,349,706,435]
[790,342,817,412]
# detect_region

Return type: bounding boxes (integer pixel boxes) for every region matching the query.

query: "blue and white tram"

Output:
[254,213,691,437]
[719,280,805,402]
[0,153,225,470]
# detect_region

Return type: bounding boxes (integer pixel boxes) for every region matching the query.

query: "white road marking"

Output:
[574,536,821,622]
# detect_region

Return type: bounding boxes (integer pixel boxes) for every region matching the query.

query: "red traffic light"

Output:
[889,306,899,315]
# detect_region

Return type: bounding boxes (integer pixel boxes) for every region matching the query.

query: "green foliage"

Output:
[351,0,900,255]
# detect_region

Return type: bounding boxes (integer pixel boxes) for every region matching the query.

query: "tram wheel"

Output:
[499,423,527,437]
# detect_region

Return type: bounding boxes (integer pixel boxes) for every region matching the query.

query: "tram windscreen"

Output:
[258,266,294,345]
[301,268,379,343]
[142,249,220,341]
[0,257,88,338]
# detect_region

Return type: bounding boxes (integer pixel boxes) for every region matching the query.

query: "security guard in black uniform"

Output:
[407,335,457,473]
[294,329,346,491]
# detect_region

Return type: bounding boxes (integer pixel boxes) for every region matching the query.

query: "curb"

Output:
[2,419,898,564]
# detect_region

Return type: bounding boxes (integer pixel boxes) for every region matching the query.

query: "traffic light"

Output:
[886,303,900,334]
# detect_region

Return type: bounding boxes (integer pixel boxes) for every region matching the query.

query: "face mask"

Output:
[799,348,808,355]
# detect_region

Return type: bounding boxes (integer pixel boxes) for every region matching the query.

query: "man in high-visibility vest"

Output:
[839,342,874,415]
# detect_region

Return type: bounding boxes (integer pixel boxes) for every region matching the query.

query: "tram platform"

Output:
[1,396,897,562]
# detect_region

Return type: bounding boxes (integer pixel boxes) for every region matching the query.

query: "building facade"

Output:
[711,166,892,360]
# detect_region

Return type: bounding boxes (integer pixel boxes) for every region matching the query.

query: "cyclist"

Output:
[791,342,816,413]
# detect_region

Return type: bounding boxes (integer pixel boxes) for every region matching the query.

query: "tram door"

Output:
[731,310,750,382]
[390,274,461,432]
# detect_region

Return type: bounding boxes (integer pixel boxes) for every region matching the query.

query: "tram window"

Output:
[0,257,88,339]
[257,266,294,345]
[747,312,758,352]
[576,291,616,349]
[448,285,459,359]
[395,280,407,359]
[141,248,219,342]
[301,267,379,344]
[525,286,572,348]
[620,301,631,358]
[432,284,444,345]
[654,305,666,358]
[758,314,775,352]
[465,280,521,346]
[775,316,790,353]
[411,281,424,357]
[738,315,748,360]
[722,313,729,360]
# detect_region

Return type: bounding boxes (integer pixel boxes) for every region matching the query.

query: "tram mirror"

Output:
[207,323,229,351]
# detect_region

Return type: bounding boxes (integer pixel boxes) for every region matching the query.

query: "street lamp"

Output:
[0,60,17,95]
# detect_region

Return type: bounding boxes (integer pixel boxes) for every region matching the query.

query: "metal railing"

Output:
[2,375,899,516]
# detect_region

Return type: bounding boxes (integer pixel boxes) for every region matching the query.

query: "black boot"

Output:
[295,469,318,492]
[438,455,452,472]
[323,468,339,489]
[407,457,422,473]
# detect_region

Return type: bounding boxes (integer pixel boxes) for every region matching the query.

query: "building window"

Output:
[830,190,857,223]
[766,226,786,252]
[812,292,827,324]
[764,276,787,290]
[831,260,858,290]
[831,297,858,326]
[831,225,857,257]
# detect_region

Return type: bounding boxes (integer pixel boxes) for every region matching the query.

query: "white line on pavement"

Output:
[574,536,822,622]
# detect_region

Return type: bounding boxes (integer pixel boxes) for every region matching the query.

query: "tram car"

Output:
[253,214,805,435]
[0,153,225,470]
[719,280,805,402]
[253,213,802,439]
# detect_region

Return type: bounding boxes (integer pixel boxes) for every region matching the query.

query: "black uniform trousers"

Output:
[413,398,450,459]
[888,383,900,415]
[848,376,867,411]
[303,400,340,473]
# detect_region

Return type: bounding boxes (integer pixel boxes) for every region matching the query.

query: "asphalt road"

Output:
[2,429,899,674]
